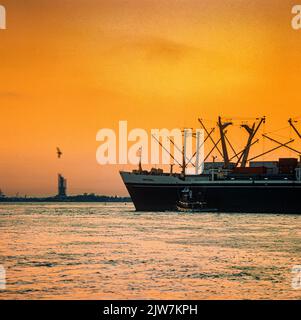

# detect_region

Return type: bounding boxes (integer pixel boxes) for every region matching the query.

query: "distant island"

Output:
[0,192,132,203]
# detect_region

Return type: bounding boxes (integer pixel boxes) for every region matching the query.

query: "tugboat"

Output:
[176,187,217,213]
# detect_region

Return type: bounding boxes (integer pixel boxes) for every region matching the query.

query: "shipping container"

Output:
[250,161,279,168]
[233,167,267,174]
[279,158,298,167]
[250,161,279,174]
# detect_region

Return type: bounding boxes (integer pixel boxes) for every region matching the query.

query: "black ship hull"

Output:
[124,181,301,213]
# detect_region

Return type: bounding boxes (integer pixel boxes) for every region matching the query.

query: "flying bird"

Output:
[56,147,63,159]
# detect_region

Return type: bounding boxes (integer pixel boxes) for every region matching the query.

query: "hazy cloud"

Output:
[106,35,197,62]
[131,37,197,61]
[0,91,22,99]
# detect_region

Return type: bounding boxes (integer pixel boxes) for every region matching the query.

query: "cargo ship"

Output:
[120,117,301,213]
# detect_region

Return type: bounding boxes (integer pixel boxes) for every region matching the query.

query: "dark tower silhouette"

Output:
[0,189,5,198]
[57,174,67,197]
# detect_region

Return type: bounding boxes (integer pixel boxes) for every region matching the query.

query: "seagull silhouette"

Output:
[56,147,63,159]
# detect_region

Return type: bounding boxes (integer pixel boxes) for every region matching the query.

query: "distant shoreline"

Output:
[0,195,132,203]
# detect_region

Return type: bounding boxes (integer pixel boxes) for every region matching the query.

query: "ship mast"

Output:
[182,135,186,176]
[238,116,265,167]
[240,123,255,167]
[288,118,301,162]
[195,130,201,175]
[151,134,183,170]
[217,116,232,168]
[138,147,143,172]
[182,129,191,176]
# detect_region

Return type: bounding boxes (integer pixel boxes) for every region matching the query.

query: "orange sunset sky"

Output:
[1,0,301,196]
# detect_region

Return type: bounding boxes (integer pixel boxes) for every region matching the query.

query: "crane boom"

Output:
[218,116,232,168]
[288,118,301,140]
[236,116,265,167]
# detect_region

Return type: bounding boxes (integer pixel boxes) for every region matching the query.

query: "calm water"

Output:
[0,203,300,300]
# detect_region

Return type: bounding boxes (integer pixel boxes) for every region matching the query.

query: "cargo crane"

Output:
[198,118,231,166]
[199,117,260,168]
[236,117,265,167]
[288,118,301,162]
[151,130,194,177]
[198,118,223,159]
[217,116,232,168]
[152,127,213,176]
